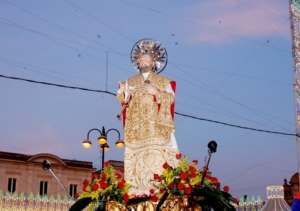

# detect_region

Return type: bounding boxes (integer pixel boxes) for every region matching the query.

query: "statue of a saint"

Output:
[117,39,179,195]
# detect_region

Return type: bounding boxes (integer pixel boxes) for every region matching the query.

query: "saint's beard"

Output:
[139,65,152,73]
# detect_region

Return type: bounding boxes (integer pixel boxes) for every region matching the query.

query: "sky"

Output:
[0,0,296,201]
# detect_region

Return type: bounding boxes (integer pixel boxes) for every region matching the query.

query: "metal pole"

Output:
[48,168,73,199]
[201,150,212,185]
[101,144,105,170]
[289,0,300,190]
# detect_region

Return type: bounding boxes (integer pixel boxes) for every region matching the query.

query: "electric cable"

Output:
[0,73,298,138]
[119,0,291,54]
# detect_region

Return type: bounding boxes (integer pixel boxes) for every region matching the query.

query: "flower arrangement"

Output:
[70,154,238,211]
[147,153,238,211]
[152,154,214,197]
[70,161,130,211]
[292,192,300,211]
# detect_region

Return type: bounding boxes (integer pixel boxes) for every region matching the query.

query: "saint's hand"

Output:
[118,81,125,93]
[143,84,157,95]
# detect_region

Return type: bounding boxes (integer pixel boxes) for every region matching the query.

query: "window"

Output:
[39,181,48,195]
[69,184,77,197]
[8,178,16,193]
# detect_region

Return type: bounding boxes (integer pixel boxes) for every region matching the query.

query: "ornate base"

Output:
[106,195,202,211]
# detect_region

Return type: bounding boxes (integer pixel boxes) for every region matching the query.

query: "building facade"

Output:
[0,151,95,198]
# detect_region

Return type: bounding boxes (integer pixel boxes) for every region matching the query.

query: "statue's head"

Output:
[131,38,168,74]
[138,54,155,73]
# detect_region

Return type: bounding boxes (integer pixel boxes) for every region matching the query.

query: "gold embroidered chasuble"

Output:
[117,71,179,195]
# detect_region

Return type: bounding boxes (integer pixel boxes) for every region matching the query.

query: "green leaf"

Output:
[97,202,105,211]
[126,197,152,206]
[191,185,236,211]
[155,191,169,211]
[69,197,92,211]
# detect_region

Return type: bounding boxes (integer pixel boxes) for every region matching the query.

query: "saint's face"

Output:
[138,54,155,73]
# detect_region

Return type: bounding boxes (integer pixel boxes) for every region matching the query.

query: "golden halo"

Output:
[131,38,168,74]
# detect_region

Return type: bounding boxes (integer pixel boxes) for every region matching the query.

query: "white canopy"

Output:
[260,186,291,211]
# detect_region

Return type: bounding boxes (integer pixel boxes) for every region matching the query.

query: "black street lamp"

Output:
[201,140,217,185]
[82,126,124,170]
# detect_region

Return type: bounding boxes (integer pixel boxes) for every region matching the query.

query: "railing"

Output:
[0,190,79,211]
[235,195,264,211]
[0,189,265,211]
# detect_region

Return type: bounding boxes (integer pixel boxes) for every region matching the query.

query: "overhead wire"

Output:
[220,150,296,178]
[2,0,126,56]
[3,0,296,137]
[0,73,298,138]
[2,54,290,130]
[0,57,110,87]
[168,64,294,132]
[1,16,289,87]
[174,16,291,128]
[65,0,135,42]
[118,0,291,54]
[0,1,297,192]
[0,58,91,88]
[234,0,289,18]
[0,16,132,74]
[0,20,121,55]
[169,62,291,86]
[1,15,289,130]
[0,1,292,130]
[167,73,287,129]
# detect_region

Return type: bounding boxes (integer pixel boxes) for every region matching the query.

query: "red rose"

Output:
[101,173,107,179]
[74,193,79,199]
[162,162,169,169]
[223,186,230,192]
[115,173,122,178]
[184,187,192,194]
[149,189,155,194]
[177,183,184,190]
[121,179,126,183]
[120,168,125,173]
[232,198,239,203]
[210,177,219,184]
[188,166,196,171]
[91,184,99,190]
[160,189,166,194]
[83,179,89,185]
[176,153,182,159]
[151,195,158,202]
[118,182,124,189]
[154,174,159,180]
[99,180,107,189]
[168,183,174,189]
[193,160,198,164]
[202,165,208,171]
[123,193,129,202]
[93,173,98,179]
[190,171,197,178]
[104,161,110,167]
[180,173,188,180]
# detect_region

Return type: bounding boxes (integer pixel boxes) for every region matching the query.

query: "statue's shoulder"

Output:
[153,73,175,84]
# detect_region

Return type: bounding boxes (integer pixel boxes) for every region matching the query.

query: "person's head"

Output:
[138,54,155,73]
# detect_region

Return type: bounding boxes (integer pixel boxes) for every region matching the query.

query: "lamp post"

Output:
[82,126,124,170]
